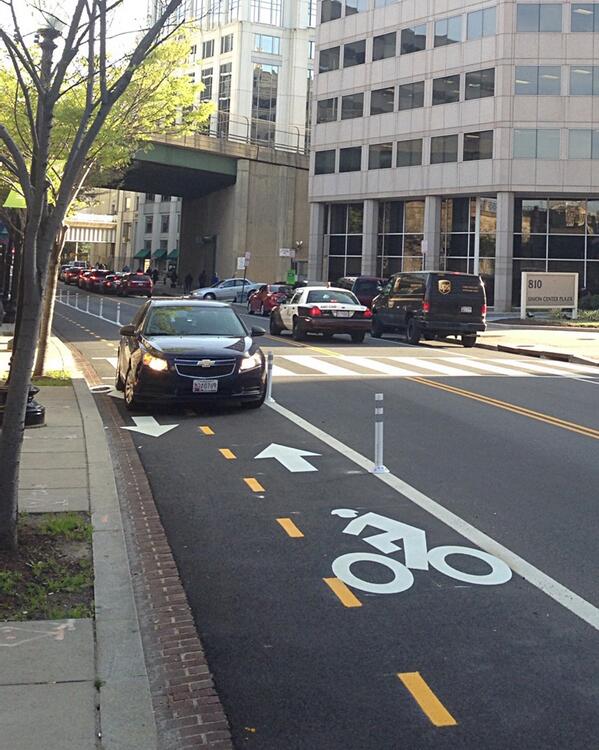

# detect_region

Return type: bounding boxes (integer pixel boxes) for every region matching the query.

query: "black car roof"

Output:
[147,298,230,308]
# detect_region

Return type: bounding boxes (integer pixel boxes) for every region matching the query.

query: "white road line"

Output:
[447,357,524,376]
[392,357,477,378]
[267,400,599,632]
[526,359,599,376]
[281,355,358,377]
[92,356,118,368]
[273,364,298,377]
[340,356,418,377]
[498,359,579,377]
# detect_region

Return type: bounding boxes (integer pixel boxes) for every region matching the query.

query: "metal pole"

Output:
[371,393,389,474]
[266,351,275,403]
[75,292,79,310]
[67,289,70,307]
[116,302,121,326]
[99,297,104,319]
[86,294,90,313]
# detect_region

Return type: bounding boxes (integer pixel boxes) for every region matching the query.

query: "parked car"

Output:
[247,284,291,315]
[269,286,372,343]
[64,267,85,285]
[59,264,72,281]
[118,271,153,297]
[234,282,265,303]
[191,278,257,301]
[115,299,267,411]
[371,271,487,347]
[78,270,93,289]
[85,269,112,292]
[100,273,123,294]
[336,276,385,308]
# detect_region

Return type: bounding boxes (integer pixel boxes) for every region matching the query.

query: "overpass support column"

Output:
[494,192,514,312]
[361,200,378,276]
[308,202,326,280]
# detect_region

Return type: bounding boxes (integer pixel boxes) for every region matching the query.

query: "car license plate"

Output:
[461,306,473,313]
[334,310,352,317]
[193,380,218,393]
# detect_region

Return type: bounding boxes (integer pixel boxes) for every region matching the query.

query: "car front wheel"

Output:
[204,293,216,300]
[270,313,283,335]
[462,334,477,348]
[247,301,254,314]
[405,318,421,345]
[351,332,366,344]
[124,368,142,411]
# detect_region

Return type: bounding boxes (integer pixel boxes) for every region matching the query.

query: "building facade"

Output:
[308,0,599,310]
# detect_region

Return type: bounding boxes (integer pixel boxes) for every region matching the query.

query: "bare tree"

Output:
[0,0,185,551]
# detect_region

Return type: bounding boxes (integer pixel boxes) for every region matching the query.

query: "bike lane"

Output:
[107,395,599,750]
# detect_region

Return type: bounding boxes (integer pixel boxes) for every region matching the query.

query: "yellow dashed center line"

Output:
[199,426,215,435]
[244,477,265,493]
[323,577,362,608]
[397,672,457,727]
[219,448,237,459]
[276,518,304,538]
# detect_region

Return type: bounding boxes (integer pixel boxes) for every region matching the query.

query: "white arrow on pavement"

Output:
[255,443,321,472]
[120,416,178,438]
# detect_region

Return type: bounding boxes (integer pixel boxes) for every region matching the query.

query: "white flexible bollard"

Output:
[266,351,275,403]
[371,393,389,474]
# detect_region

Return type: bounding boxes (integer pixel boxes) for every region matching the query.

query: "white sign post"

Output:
[520,272,579,320]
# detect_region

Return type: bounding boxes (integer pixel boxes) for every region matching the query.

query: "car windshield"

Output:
[270,285,290,293]
[144,306,247,337]
[306,290,359,305]
[354,280,381,295]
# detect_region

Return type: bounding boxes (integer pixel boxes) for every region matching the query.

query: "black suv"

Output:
[371,271,486,347]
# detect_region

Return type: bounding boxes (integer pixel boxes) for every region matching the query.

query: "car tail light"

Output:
[423,301,430,313]
[481,304,487,317]
[309,306,322,317]
[363,308,373,318]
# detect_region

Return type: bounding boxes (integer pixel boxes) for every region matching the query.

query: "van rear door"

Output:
[427,273,486,323]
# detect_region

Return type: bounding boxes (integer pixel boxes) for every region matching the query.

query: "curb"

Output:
[475,341,599,368]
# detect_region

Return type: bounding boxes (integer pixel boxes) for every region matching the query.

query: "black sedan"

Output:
[115,300,267,411]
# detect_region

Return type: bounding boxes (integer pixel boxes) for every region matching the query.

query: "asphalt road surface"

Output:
[53,284,599,749]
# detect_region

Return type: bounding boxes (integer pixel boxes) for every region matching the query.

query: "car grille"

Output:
[174,358,237,378]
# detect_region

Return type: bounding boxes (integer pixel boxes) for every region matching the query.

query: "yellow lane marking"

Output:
[412,377,599,441]
[199,426,214,435]
[219,448,237,459]
[276,518,304,538]
[244,477,265,493]
[397,672,457,727]
[323,577,362,608]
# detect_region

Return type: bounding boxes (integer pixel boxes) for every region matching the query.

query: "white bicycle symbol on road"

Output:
[331,509,512,595]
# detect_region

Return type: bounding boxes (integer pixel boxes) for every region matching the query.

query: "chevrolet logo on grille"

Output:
[198,359,215,368]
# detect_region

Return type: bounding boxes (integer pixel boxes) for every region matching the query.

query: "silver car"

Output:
[191,278,257,301]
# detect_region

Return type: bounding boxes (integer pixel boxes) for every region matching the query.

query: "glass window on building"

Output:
[305,69,313,141]
[513,129,560,158]
[465,68,495,99]
[569,129,599,158]
[221,34,234,53]
[570,65,599,95]
[373,32,396,60]
[316,97,338,123]
[571,3,599,31]
[430,134,459,164]
[218,63,232,137]
[343,39,366,67]
[145,216,153,234]
[252,63,279,144]
[463,130,494,161]
[432,74,461,105]
[314,150,336,174]
[254,34,280,54]
[201,67,213,100]
[326,203,364,280]
[396,138,422,167]
[515,65,561,95]
[370,87,395,115]
[374,0,394,7]
[308,0,316,26]
[202,39,214,58]
[345,0,367,15]
[467,7,496,39]
[400,24,427,54]
[398,81,424,110]
[368,143,393,169]
[160,215,169,233]
[339,146,362,172]
[308,41,315,59]
[319,46,340,73]
[321,0,342,22]
[516,3,562,31]
[341,93,364,119]
[251,0,282,24]
[435,15,462,47]
[377,201,425,277]
[145,193,155,201]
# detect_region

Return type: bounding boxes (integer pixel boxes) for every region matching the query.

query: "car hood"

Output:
[143,335,253,358]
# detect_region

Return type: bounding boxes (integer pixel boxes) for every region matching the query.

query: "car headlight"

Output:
[239,352,262,371]
[142,353,168,372]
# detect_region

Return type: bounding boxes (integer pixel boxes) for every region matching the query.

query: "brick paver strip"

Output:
[71,349,234,749]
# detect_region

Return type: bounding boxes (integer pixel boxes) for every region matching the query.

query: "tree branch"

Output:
[0,125,33,204]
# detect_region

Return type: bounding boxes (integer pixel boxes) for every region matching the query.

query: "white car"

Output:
[269,286,373,343]
[191,278,256,301]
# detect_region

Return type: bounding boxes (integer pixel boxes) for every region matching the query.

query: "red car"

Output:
[85,269,112,292]
[100,273,123,294]
[247,284,291,316]
[118,271,153,297]
[64,267,85,285]
[78,270,93,289]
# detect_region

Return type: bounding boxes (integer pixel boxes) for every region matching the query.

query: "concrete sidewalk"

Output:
[0,339,157,750]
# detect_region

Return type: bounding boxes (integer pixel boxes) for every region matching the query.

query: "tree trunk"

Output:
[33,231,66,377]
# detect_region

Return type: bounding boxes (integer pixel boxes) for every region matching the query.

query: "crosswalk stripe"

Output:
[445,357,523,376]
[272,364,298,377]
[391,357,476,377]
[498,359,579,376]
[340,356,417,377]
[281,355,358,376]
[523,358,599,376]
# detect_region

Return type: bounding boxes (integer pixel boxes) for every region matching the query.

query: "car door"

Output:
[279,290,303,329]
[376,278,396,325]
[118,302,150,375]
[215,280,236,300]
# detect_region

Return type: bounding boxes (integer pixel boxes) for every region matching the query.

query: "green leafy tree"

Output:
[0,0,203,552]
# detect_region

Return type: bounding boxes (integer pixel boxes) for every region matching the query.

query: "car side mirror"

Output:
[250,326,266,337]
[119,324,136,336]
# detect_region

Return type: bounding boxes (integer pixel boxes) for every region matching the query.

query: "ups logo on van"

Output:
[438,279,452,295]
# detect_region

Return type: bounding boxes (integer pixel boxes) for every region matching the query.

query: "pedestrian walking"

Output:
[170,269,178,288]
[184,272,193,293]
[199,269,207,289]
[212,273,219,285]
[151,268,159,284]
